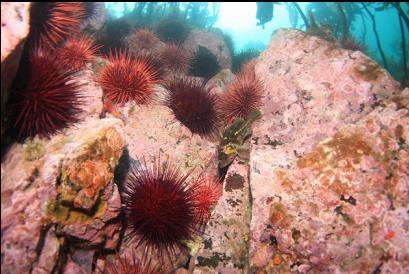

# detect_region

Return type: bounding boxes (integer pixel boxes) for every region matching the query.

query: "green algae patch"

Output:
[23,139,46,161]
[46,198,108,225]
[197,252,231,268]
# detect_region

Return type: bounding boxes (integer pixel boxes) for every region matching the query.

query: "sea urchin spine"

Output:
[57,35,100,72]
[129,28,161,52]
[121,157,199,259]
[164,77,220,137]
[219,70,263,123]
[159,43,193,75]
[12,44,84,139]
[104,251,161,274]
[192,178,222,226]
[29,2,85,48]
[99,50,161,105]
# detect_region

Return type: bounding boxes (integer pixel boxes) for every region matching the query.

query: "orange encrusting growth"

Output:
[98,50,161,106]
[384,230,396,241]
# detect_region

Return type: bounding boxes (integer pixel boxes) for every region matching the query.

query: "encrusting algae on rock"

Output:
[47,126,125,224]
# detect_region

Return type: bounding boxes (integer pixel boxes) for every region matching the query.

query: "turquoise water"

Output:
[105,2,408,82]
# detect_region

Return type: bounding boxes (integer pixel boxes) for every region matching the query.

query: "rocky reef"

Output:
[1,4,408,274]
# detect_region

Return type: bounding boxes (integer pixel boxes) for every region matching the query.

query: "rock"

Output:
[183,29,232,70]
[1,2,31,141]
[63,249,95,274]
[119,103,218,180]
[253,29,400,159]
[192,157,251,273]
[1,118,125,273]
[79,2,107,34]
[74,69,104,121]
[31,227,60,274]
[206,69,235,96]
[249,29,406,273]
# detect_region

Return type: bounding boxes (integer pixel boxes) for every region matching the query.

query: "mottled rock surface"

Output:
[1,2,31,140]
[79,2,107,33]
[119,102,219,180]
[206,69,235,96]
[192,158,251,274]
[249,29,407,273]
[183,29,232,70]
[1,119,125,274]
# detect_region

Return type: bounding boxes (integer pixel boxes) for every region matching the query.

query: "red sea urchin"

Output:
[219,70,263,123]
[99,50,161,105]
[104,251,161,274]
[164,77,220,137]
[12,44,84,139]
[159,43,193,75]
[121,157,199,260]
[129,28,161,52]
[192,178,222,226]
[29,2,85,48]
[57,35,100,72]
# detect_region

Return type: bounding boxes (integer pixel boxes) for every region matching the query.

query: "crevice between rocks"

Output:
[29,223,52,274]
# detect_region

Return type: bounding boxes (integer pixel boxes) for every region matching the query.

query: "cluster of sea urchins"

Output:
[11,2,103,140]
[121,157,221,260]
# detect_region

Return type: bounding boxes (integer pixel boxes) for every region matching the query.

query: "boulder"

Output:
[249,29,406,273]
[1,118,126,274]
[183,29,232,70]
[1,2,31,141]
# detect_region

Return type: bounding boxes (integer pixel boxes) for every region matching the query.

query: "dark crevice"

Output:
[29,223,53,274]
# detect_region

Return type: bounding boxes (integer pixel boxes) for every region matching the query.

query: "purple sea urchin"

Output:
[121,157,199,259]
[189,46,221,80]
[164,77,220,137]
[12,44,84,139]
[159,43,193,74]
